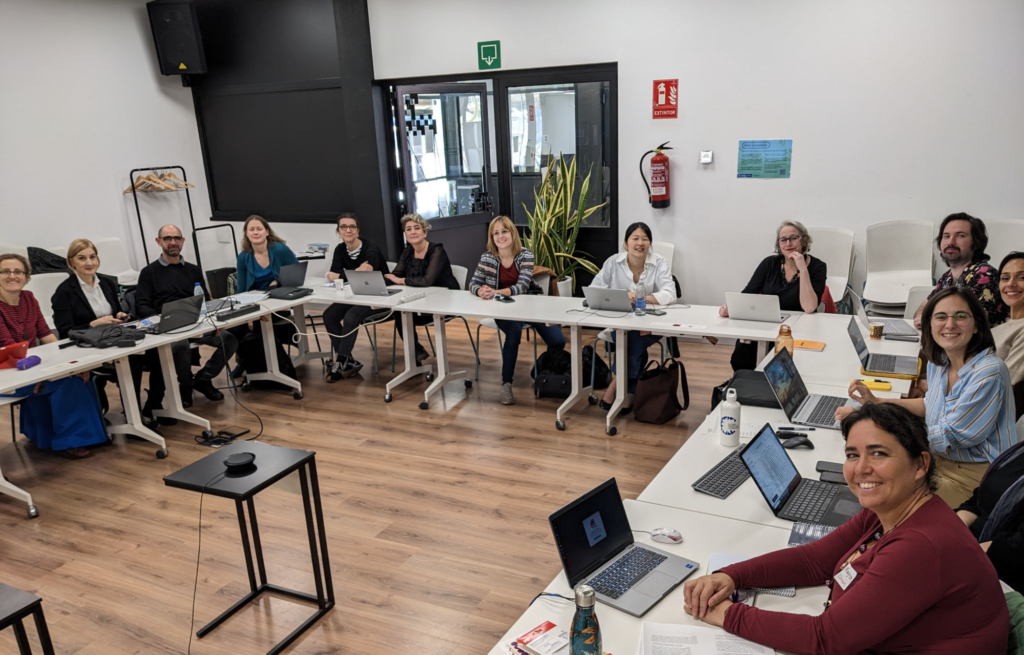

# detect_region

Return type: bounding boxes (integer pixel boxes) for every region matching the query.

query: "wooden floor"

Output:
[0,320,732,654]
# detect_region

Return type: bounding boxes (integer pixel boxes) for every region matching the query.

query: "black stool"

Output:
[0,583,54,655]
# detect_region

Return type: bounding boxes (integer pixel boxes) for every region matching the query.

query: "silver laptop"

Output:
[848,288,917,336]
[846,318,919,376]
[583,287,633,312]
[725,292,790,323]
[549,478,699,617]
[346,270,402,296]
[763,348,854,429]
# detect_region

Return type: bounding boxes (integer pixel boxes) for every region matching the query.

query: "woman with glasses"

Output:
[322,213,388,381]
[0,253,107,458]
[836,287,1018,507]
[683,403,1009,654]
[719,221,827,370]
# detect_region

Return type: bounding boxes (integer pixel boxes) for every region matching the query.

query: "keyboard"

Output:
[588,547,667,599]
[880,318,916,335]
[692,449,750,499]
[806,395,847,427]
[868,353,897,372]
[784,481,839,523]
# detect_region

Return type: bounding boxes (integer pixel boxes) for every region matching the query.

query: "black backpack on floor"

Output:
[533,349,573,399]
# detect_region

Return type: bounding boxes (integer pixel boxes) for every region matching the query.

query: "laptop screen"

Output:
[277,262,308,287]
[846,318,870,367]
[549,478,633,587]
[763,348,809,420]
[740,424,801,512]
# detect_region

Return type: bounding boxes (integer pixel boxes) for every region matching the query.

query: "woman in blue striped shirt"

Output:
[837,287,1018,507]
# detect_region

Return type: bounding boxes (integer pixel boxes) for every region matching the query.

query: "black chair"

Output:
[0,583,55,654]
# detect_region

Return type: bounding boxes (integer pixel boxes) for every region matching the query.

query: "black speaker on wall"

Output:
[146,0,207,76]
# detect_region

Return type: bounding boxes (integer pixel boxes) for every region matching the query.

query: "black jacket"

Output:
[51,273,124,339]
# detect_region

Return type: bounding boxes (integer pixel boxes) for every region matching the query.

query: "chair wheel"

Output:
[384,393,393,403]
[425,373,435,382]
[241,381,252,392]
[606,426,617,436]
[27,505,39,519]
[588,395,598,405]
[293,391,303,400]
[156,448,168,459]
[464,379,473,388]
[418,401,429,410]
[556,420,566,431]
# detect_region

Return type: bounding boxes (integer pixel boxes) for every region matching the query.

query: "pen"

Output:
[778,426,815,431]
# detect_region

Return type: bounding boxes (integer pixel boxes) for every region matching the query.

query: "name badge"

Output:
[834,564,857,590]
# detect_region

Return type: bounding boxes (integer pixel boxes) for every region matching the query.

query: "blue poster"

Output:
[737,139,793,178]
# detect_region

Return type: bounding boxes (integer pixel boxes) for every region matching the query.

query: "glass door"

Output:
[395,83,494,223]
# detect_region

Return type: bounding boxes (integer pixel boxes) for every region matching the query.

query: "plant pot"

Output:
[556,276,573,298]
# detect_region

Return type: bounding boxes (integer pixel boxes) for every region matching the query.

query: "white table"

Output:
[488,499,826,655]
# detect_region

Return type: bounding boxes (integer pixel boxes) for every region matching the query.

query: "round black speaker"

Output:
[223,452,256,471]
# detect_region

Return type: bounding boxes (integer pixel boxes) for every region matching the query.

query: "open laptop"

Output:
[848,288,917,336]
[763,347,854,430]
[724,292,790,323]
[346,270,402,296]
[267,262,312,299]
[137,294,204,334]
[549,478,699,617]
[741,423,862,527]
[583,287,633,312]
[846,317,920,378]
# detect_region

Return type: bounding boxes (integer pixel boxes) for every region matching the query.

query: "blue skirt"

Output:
[15,377,108,451]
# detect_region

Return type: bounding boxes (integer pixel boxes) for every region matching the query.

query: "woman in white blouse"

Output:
[589,222,675,410]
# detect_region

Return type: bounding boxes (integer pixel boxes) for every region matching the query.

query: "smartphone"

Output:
[884,333,920,342]
[648,308,666,316]
[816,461,843,474]
[495,294,515,303]
[819,470,846,485]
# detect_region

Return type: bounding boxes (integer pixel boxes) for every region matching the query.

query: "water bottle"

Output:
[719,388,741,447]
[194,282,207,317]
[775,324,795,356]
[634,280,647,316]
[570,585,601,655]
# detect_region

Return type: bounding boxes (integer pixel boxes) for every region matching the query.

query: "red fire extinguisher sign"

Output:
[652,79,678,119]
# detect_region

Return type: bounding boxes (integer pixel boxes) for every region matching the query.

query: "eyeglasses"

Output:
[160,236,184,243]
[338,225,358,231]
[931,311,973,323]
[0,269,26,277]
[778,236,802,244]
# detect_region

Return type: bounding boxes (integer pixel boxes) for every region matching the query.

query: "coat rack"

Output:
[126,165,201,269]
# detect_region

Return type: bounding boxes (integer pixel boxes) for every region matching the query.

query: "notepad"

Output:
[706,553,796,597]
[794,340,826,351]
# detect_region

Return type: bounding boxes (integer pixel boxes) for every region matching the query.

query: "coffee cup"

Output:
[868,323,884,340]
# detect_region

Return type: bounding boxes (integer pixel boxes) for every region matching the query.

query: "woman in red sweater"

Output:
[683,402,1009,655]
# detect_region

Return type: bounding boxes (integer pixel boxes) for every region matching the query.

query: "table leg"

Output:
[32,606,55,655]
[245,320,303,397]
[236,499,258,593]
[420,313,467,409]
[0,458,37,518]
[756,339,767,362]
[307,459,334,604]
[247,497,268,586]
[556,324,593,430]
[298,466,326,606]
[150,344,212,430]
[384,310,432,402]
[196,498,262,639]
[106,356,168,458]
[13,617,30,654]
[605,328,629,436]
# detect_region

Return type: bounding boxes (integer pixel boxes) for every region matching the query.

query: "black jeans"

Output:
[147,330,238,405]
[322,303,379,360]
[94,353,148,414]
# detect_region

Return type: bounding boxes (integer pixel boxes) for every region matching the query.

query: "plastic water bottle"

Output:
[719,388,741,447]
[194,282,207,317]
[570,585,601,655]
[634,280,647,316]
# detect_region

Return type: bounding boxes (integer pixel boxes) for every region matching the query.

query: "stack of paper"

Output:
[637,623,774,655]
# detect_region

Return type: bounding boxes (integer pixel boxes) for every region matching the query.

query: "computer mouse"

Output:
[782,436,815,450]
[650,527,683,545]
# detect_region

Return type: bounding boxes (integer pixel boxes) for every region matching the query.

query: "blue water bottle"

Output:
[194,282,207,317]
[634,280,647,316]
[570,584,601,655]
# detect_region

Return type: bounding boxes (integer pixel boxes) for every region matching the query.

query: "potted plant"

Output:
[523,154,608,296]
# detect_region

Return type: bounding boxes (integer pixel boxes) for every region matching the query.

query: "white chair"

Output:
[0,245,28,259]
[862,220,934,305]
[981,219,1024,271]
[807,227,854,305]
[903,285,933,320]
[24,273,69,330]
[651,241,675,270]
[93,237,139,287]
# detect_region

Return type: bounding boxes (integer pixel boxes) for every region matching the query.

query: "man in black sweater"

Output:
[322,213,388,381]
[135,224,237,411]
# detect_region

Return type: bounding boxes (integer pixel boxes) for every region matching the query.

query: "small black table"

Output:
[164,441,334,655]
[0,583,54,655]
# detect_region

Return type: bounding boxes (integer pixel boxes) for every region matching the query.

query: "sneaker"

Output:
[231,363,246,378]
[415,347,430,364]
[341,359,363,379]
[180,384,194,409]
[143,404,177,427]
[500,383,516,405]
[326,360,344,383]
[194,378,224,401]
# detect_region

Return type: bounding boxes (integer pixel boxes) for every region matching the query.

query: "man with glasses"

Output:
[322,213,387,381]
[136,225,237,416]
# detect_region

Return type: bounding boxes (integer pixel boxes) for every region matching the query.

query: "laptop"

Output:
[740,423,862,527]
[848,288,917,336]
[583,287,633,312]
[846,317,920,378]
[267,262,312,300]
[549,478,699,617]
[763,348,854,429]
[346,270,402,296]
[724,292,790,323]
[138,295,204,334]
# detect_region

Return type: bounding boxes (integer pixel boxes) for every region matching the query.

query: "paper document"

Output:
[230,292,269,304]
[637,623,774,655]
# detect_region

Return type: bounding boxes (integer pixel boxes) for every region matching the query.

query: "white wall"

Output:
[368,0,1024,305]
[0,0,335,277]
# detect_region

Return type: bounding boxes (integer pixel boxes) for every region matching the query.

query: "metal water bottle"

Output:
[194,282,207,317]
[634,280,647,316]
[570,585,601,655]
[719,388,741,447]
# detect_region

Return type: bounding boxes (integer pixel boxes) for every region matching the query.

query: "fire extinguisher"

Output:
[640,141,673,208]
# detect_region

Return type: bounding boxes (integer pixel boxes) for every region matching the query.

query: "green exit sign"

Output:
[478,40,501,70]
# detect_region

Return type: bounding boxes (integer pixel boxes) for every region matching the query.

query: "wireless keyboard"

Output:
[692,448,750,499]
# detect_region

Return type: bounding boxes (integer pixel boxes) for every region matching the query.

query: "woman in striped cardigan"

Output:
[469,215,566,405]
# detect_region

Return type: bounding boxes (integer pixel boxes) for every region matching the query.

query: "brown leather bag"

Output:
[633,358,689,424]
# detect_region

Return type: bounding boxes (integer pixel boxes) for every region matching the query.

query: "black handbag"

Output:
[533,349,573,399]
[633,358,689,424]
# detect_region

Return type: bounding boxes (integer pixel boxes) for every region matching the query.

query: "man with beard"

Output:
[913,213,1007,330]
[135,224,237,419]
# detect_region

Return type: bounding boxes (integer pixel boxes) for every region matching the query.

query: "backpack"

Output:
[582,344,611,390]
[533,349,573,399]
